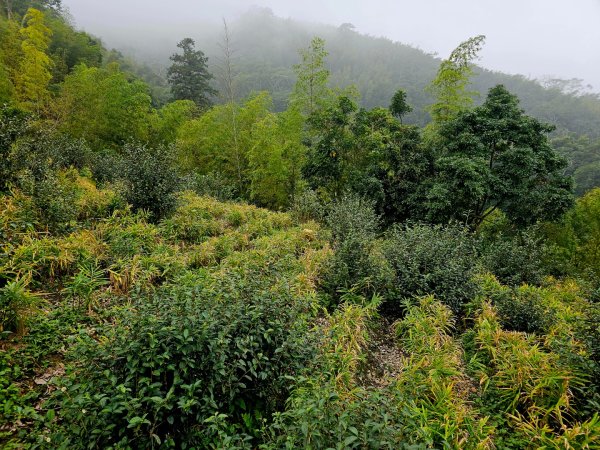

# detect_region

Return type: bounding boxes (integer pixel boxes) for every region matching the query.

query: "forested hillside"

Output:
[109,8,600,195]
[1,2,600,449]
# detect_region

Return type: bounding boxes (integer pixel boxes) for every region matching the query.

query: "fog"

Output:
[62,0,600,92]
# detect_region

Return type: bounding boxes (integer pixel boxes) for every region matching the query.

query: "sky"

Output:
[62,0,600,92]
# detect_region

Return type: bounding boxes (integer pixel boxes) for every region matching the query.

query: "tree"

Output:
[3,0,61,18]
[149,99,197,145]
[167,38,216,109]
[55,63,152,148]
[15,7,53,112]
[389,88,412,123]
[0,59,13,102]
[350,107,429,224]
[290,36,332,116]
[426,35,485,125]
[302,95,356,198]
[46,14,103,85]
[248,107,306,208]
[425,84,574,227]
[176,91,272,198]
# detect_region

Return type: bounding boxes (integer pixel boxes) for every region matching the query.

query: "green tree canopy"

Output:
[425,84,574,227]
[426,35,485,125]
[55,63,153,148]
[15,7,53,112]
[167,38,216,109]
[290,36,332,116]
[389,88,412,123]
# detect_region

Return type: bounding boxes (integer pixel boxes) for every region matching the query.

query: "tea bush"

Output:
[321,195,392,302]
[46,274,318,448]
[381,223,479,315]
[120,143,180,222]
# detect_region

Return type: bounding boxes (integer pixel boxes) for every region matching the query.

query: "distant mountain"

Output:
[113,8,600,139]
[188,8,600,138]
[108,8,600,194]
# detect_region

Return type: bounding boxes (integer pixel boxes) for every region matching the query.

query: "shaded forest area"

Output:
[1,1,600,449]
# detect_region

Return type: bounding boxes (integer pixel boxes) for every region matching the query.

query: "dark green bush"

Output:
[489,286,553,334]
[267,383,417,449]
[478,228,548,286]
[181,171,236,202]
[326,194,379,243]
[321,195,392,302]
[1,106,30,192]
[31,172,80,233]
[90,149,124,184]
[120,143,180,222]
[290,189,325,223]
[381,223,479,315]
[45,273,317,448]
[10,129,93,183]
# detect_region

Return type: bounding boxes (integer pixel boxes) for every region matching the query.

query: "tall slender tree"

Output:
[16,8,53,113]
[290,36,331,116]
[167,38,216,109]
[426,35,485,125]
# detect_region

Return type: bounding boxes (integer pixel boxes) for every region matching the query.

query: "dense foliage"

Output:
[1,2,599,449]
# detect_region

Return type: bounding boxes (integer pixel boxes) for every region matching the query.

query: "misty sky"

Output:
[63,0,600,92]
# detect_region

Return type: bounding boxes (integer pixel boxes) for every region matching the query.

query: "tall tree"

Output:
[15,7,53,112]
[167,38,216,109]
[215,19,244,194]
[290,36,331,116]
[176,91,271,198]
[425,84,574,227]
[248,107,306,208]
[426,35,485,125]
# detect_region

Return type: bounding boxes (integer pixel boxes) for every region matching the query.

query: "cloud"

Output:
[63,0,600,91]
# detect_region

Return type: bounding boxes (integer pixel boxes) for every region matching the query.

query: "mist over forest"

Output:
[2,1,600,448]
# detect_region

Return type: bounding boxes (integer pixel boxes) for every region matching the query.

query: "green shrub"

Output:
[90,149,124,184]
[120,143,180,222]
[290,189,325,223]
[10,130,93,179]
[45,274,317,448]
[182,172,236,202]
[30,171,80,234]
[321,195,391,303]
[476,276,554,334]
[0,106,30,192]
[326,194,379,243]
[478,229,548,286]
[62,262,108,310]
[381,223,479,315]
[268,383,414,449]
[0,277,41,336]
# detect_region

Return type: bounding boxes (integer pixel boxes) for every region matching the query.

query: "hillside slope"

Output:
[117,8,600,137]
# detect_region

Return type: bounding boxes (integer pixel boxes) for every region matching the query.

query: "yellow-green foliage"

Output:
[473,274,589,337]
[5,230,103,286]
[0,190,37,246]
[471,300,600,445]
[395,297,494,449]
[96,210,159,260]
[320,302,376,394]
[0,276,42,334]
[69,173,123,221]
[474,302,573,416]
[16,8,53,112]
[160,191,292,244]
